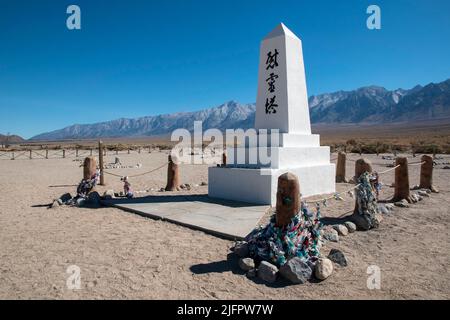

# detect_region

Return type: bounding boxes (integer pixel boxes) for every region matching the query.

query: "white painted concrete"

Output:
[226,146,331,168]
[208,23,335,205]
[255,23,311,134]
[209,164,336,205]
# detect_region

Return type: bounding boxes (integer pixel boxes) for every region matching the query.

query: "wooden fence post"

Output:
[83,156,97,180]
[165,154,180,191]
[392,157,412,203]
[62,150,66,158]
[354,158,373,180]
[419,155,438,192]
[29,150,32,159]
[98,141,105,186]
[275,172,300,227]
[222,151,227,167]
[45,148,48,159]
[335,152,347,183]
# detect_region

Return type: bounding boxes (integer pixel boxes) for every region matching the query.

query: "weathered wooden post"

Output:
[222,151,227,167]
[62,149,66,158]
[29,150,32,159]
[276,172,300,227]
[138,147,141,154]
[354,158,373,181]
[392,157,412,203]
[12,152,15,160]
[90,149,93,156]
[419,155,438,192]
[335,152,347,183]
[98,141,105,186]
[128,149,130,154]
[45,148,49,159]
[165,154,180,191]
[83,156,97,180]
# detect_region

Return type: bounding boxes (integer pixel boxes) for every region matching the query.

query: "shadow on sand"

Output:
[190,253,310,288]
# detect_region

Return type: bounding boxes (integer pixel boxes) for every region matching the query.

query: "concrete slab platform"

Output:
[101,194,269,240]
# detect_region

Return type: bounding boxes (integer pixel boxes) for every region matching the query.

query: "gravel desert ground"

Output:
[0,151,449,299]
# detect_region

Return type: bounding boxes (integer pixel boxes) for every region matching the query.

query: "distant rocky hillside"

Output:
[30,79,450,141]
[0,134,25,145]
[31,102,256,141]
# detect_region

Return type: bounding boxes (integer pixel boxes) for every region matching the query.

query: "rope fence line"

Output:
[377,164,401,175]
[102,162,168,179]
[303,160,427,205]
[0,147,169,160]
[304,183,361,204]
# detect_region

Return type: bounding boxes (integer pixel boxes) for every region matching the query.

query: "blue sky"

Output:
[1,0,449,138]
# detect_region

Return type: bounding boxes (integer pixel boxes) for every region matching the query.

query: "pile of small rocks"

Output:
[51,192,101,209]
[321,221,356,243]
[232,241,348,284]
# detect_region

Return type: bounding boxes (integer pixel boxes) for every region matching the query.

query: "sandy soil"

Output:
[0,150,449,299]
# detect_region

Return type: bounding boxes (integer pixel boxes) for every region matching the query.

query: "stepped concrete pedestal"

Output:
[208,23,335,205]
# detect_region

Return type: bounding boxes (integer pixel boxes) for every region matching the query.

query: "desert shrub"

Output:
[414,144,442,154]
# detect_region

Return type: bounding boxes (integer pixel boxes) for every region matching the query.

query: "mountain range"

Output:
[30,79,450,141]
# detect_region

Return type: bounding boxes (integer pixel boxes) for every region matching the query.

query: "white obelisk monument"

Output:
[208,23,335,205]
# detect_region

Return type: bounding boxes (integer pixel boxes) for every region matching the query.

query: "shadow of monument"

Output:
[190,253,304,288]
[102,193,260,208]
[320,213,353,226]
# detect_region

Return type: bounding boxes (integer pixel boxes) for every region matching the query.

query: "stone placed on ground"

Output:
[328,249,348,267]
[377,204,390,214]
[418,190,430,197]
[257,261,278,283]
[344,221,357,233]
[103,190,115,199]
[413,193,423,202]
[87,192,101,208]
[332,224,348,236]
[76,197,86,207]
[200,182,208,186]
[351,213,372,231]
[233,241,249,258]
[238,258,255,271]
[279,257,312,284]
[246,269,257,278]
[384,203,395,211]
[59,193,72,204]
[394,199,409,207]
[323,228,339,242]
[315,258,333,280]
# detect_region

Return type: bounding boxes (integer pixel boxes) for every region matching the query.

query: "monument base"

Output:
[208,164,335,206]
